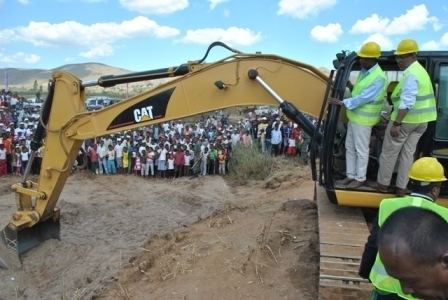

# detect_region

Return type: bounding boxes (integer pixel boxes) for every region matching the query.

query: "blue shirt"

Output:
[398,62,419,110]
[342,64,386,111]
[271,128,282,145]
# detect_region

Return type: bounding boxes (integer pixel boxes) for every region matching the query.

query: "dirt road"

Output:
[0,166,317,299]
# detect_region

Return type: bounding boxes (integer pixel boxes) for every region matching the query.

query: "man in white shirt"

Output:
[114,139,123,173]
[97,140,108,175]
[270,122,282,156]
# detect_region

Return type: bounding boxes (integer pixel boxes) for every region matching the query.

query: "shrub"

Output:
[228,144,274,183]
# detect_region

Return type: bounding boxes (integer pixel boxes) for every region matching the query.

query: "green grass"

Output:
[228,144,274,183]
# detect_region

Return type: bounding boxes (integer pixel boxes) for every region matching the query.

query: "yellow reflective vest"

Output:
[369,196,448,299]
[390,61,437,123]
[346,65,387,126]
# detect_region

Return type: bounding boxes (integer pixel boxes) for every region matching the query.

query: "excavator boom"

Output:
[0,46,329,268]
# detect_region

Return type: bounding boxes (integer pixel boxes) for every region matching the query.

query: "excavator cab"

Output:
[313,50,448,207]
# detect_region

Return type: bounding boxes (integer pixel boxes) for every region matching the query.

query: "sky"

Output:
[1,0,448,72]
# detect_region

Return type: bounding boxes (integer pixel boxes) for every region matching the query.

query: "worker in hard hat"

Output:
[359,157,447,299]
[371,39,437,196]
[377,207,448,300]
[329,41,387,189]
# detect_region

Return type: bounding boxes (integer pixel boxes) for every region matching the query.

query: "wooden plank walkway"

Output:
[316,186,372,300]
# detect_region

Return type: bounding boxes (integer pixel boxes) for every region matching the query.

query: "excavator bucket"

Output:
[0,219,60,269]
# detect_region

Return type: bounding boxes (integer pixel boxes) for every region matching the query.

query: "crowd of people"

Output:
[0,90,42,176]
[81,111,313,179]
[0,90,312,179]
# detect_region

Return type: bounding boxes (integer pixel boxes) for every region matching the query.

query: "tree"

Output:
[33,80,38,92]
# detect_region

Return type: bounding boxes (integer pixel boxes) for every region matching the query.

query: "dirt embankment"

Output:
[0,166,317,300]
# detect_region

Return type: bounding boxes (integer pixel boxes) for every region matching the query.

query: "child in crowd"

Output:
[147,147,155,177]
[287,136,297,157]
[218,150,226,175]
[20,145,30,175]
[107,144,116,174]
[167,153,175,178]
[184,150,191,176]
[200,147,209,176]
[88,142,99,174]
[13,146,21,176]
[140,149,147,177]
[134,152,141,175]
[122,146,129,175]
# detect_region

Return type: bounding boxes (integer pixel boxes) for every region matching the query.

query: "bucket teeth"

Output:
[0,219,60,269]
[0,236,21,270]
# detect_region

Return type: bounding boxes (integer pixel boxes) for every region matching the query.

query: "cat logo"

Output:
[134,106,154,123]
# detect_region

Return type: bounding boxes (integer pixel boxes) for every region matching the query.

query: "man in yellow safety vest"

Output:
[330,41,387,189]
[366,157,448,299]
[371,39,437,196]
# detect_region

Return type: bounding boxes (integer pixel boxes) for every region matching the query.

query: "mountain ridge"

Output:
[2,63,133,89]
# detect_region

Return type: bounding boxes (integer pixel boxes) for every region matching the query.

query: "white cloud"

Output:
[80,44,113,58]
[418,32,448,50]
[421,40,440,50]
[209,0,229,10]
[441,32,448,45]
[64,57,75,63]
[18,0,30,4]
[278,0,337,19]
[0,29,17,43]
[310,23,342,43]
[385,4,436,35]
[350,14,389,34]
[350,4,440,37]
[119,0,188,15]
[0,51,40,65]
[4,17,179,58]
[363,33,393,50]
[182,27,261,46]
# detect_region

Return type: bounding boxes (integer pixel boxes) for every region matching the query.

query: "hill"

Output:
[1,63,132,90]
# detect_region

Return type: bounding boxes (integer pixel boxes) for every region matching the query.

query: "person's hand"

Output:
[346,81,354,91]
[390,124,401,138]
[328,97,343,106]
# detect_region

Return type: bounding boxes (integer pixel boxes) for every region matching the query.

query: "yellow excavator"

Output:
[1,42,448,297]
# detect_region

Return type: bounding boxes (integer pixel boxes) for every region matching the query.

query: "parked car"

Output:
[254,105,274,115]
[86,97,121,111]
[23,98,44,109]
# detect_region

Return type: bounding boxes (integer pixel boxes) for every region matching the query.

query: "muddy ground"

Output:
[0,165,317,300]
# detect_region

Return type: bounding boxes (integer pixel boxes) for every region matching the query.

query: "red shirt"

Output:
[88,146,98,162]
[174,151,185,166]
[3,138,12,154]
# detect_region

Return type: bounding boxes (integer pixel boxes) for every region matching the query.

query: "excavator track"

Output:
[316,186,372,299]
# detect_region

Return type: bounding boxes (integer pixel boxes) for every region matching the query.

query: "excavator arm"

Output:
[0,45,329,268]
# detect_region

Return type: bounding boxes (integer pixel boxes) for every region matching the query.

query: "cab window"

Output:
[435,65,448,140]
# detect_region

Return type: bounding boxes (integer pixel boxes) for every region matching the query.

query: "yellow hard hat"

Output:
[395,39,418,55]
[408,157,447,182]
[357,42,381,58]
